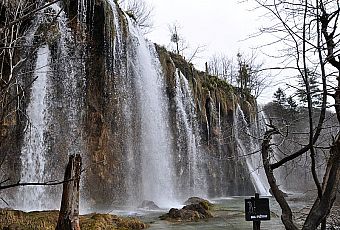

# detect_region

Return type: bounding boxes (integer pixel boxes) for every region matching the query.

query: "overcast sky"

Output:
[143,0,276,103]
[144,1,264,64]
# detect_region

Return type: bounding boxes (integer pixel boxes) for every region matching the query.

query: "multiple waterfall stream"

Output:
[174,70,208,199]
[9,1,270,211]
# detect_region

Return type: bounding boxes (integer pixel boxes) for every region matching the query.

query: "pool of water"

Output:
[111,196,287,229]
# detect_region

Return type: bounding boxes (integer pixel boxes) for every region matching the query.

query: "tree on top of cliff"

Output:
[207,54,232,82]
[207,52,270,99]
[254,0,340,229]
[167,22,205,64]
[168,22,187,56]
[119,0,154,34]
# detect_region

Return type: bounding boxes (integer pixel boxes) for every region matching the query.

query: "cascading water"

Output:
[127,20,177,208]
[51,3,85,157]
[8,0,266,211]
[19,46,50,211]
[174,70,207,199]
[108,1,141,207]
[107,1,208,206]
[234,105,270,195]
[16,3,85,210]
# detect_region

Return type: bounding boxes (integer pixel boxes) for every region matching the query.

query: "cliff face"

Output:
[156,47,256,196]
[0,0,258,210]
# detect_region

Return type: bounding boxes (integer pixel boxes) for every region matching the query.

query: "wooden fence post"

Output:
[55,154,82,230]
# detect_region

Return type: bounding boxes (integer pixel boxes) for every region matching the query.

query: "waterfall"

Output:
[51,3,85,157]
[7,0,270,211]
[174,70,207,199]
[16,3,85,210]
[234,105,270,195]
[108,1,140,207]
[19,46,50,211]
[126,19,177,208]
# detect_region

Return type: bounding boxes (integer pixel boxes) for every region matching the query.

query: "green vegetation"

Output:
[156,44,258,126]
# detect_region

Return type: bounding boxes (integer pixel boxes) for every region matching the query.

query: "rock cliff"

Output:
[0,0,259,210]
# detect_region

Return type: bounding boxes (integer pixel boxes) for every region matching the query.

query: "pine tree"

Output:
[295,71,322,107]
[273,88,287,106]
[236,53,251,98]
[286,96,298,111]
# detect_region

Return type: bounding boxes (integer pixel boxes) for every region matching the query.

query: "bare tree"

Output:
[168,22,205,64]
[119,0,153,34]
[168,22,187,55]
[0,0,62,197]
[1,0,33,124]
[56,154,82,230]
[253,0,340,229]
[0,0,61,124]
[207,53,233,82]
[207,52,270,99]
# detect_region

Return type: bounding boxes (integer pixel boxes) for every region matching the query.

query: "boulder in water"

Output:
[159,202,213,221]
[184,197,214,209]
[138,200,160,210]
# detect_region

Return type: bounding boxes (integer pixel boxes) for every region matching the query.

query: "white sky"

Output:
[145,0,263,64]
[143,0,277,103]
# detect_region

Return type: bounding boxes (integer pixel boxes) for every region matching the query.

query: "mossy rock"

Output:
[159,208,201,222]
[0,209,148,230]
[184,197,214,209]
[159,201,213,222]
[199,201,212,211]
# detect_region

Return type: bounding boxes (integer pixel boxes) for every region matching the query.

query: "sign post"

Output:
[245,193,270,230]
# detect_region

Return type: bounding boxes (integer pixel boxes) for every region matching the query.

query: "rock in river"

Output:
[138,200,160,210]
[160,202,213,222]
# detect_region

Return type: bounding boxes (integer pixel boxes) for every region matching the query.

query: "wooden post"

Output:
[55,154,82,230]
[253,193,261,230]
[253,221,261,230]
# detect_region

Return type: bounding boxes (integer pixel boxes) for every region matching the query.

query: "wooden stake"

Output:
[55,154,82,230]
[253,193,261,230]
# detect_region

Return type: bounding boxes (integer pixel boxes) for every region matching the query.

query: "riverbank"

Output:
[0,209,148,230]
[2,195,338,229]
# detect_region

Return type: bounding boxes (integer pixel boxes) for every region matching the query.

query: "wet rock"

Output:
[183,203,213,218]
[138,200,160,210]
[184,197,213,207]
[159,202,213,221]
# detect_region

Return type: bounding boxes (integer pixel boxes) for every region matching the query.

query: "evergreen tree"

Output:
[286,96,298,111]
[273,88,287,106]
[236,53,251,98]
[295,71,322,107]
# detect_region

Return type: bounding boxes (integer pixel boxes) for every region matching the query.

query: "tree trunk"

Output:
[261,128,299,230]
[302,134,340,230]
[55,154,82,230]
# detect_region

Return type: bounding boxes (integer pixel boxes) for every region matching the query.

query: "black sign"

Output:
[245,196,270,221]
